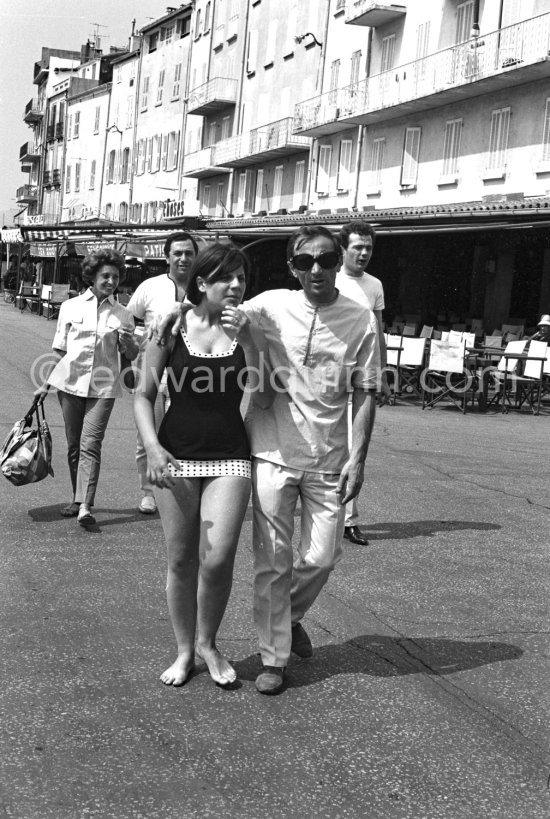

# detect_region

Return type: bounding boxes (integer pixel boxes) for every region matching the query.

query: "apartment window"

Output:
[369,137,385,186]
[149,32,159,53]
[204,2,211,31]
[216,182,225,216]
[487,107,511,171]
[401,127,421,187]
[107,150,116,183]
[94,106,101,134]
[65,165,71,193]
[381,35,395,72]
[151,136,161,172]
[244,169,255,212]
[105,204,112,220]
[284,10,298,57]
[74,162,81,192]
[172,63,182,98]
[337,140,353,191]
[208,122,217,146]
[272,165,283,211]
[161,24,174,44]
[156,70,165,105]
[293,160,305,209]
[329,59,340,104]
[221,116,231,141]
[141,76,150,109]
[146,138,154,173]
[201,184,211,210]
[119,202,128,221]
[89,160,96,189]
[442,119,462,176]
[121,148,130,182]
[350,51,361,86]
[167,131,180,170]
[137,139,145,175]
[541,99,550,162]
[177,16,191,37]
[161,134,169,170]
[195,8,201,38]
[67,114,72,140]
[73,111,80,138]
[456,1,474,44]
[255,169,264,211]
[416,22,430,58]
[316,144,332,194]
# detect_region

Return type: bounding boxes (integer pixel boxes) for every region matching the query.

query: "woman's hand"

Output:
[118,329,139,360]
[145,445,180,489]
[149,302,193,345]
[221,306,251,343]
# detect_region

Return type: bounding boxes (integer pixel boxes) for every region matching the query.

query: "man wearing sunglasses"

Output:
[336,220,390,546]
[243,225,379,694]
[151,225,380,695]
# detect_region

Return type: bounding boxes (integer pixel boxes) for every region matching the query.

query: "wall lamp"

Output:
[294,32,322,48]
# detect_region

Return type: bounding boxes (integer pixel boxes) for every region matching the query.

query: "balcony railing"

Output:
[294,12,550,134]
[16,185,38,203]
[19,141,41,162]
[23,98,44,122]
[182,146,231,178]
[187,77,238,115]
[215,117,310,166]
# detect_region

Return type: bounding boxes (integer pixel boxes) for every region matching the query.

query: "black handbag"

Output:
[0,396,54,486]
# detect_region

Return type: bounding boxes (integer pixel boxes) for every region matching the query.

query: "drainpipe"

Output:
[179,1,199,203]
[227,0,251,214]
[304,0,331,209]
[128,35,143,217]
[352,26,374,212]
[97,83,113,221]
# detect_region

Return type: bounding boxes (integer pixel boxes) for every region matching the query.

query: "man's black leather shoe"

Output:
[343,525,369,545]
[291,623,313,658]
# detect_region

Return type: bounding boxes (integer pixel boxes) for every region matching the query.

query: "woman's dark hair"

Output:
[286,225,340,260]
[186,242,250,305]
[81,248,127,285]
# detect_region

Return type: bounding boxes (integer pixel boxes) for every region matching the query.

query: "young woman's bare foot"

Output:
[196,644,237,686]
[160,654,195,686]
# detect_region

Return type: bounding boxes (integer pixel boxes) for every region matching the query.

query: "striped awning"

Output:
[1,228,24,243]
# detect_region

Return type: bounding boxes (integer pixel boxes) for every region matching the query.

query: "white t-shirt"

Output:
[127,274,182,330]
[335,270,385,313]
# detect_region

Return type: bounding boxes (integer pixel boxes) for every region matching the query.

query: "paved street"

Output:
[1,300,549,819]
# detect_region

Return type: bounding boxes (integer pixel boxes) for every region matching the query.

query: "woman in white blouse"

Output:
[45,249,138,526]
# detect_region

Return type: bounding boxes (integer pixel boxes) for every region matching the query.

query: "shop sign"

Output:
[162,199,185,220]
[1,228,24,243]
[24,214,45,226]
[30,242,58,258]
[125,242,165,258]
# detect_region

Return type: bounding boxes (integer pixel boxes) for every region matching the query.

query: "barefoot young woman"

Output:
[134,243,270,687]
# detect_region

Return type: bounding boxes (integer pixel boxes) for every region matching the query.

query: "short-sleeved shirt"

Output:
[335,270,385,313]
[127,273,183,331]
[48,289,135,398]
[242,289,380,473]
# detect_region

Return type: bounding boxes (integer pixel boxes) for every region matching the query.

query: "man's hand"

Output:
[148,302,191,345]
[336,459,365,505]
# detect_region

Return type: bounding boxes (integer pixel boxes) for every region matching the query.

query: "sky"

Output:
[0,0,176,225]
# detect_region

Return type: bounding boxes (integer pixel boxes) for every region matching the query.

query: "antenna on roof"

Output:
[89,22,107,51]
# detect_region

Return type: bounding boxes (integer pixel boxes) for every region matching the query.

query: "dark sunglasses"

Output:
[290,251,340,272]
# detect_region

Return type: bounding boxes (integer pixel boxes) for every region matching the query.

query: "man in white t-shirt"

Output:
[336,221,390,546]
[127,232,197,514]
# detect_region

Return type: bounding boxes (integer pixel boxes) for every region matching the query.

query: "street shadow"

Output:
[233,635,522,689]
[355,519,501,542]
[27,504,158,528]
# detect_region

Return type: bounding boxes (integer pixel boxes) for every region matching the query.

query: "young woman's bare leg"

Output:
[195,475,251,685]
[155,478,201,686]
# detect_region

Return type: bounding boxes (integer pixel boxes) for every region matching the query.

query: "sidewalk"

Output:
[1,301,549,818]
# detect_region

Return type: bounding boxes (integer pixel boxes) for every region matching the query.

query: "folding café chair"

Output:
[420,325,433,339]
[384,333,402,398]
[422,339,472,413]
[402,323,417,337]
[489,340,528,412]
[397,336,427,397]
[514,340,548,415]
